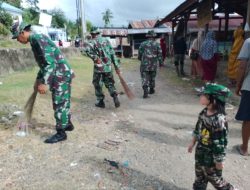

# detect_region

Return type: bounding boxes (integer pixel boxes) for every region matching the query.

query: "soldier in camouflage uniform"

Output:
[12,22,75,144]
[188,83,237,190]
[83,27,120,108]
[138,30,163,98]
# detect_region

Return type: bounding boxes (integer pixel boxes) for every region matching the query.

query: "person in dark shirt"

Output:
[173,36,187,76]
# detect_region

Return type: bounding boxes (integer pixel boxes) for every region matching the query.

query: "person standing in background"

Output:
[173,36,187,76]
[235,36,250,156]
[190,31,203,79]
[200,31,218,83]
[160,36,167,65]
[227,25,244,86]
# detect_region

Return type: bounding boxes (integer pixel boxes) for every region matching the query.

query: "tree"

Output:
[0,2,13,28]
[22,8,39,25]
[86,20,92,32]
[49,8,67,28]
[25,0,39,9]
[66,20,78,39]
[1,0,21,8]
[102,8,113,27]
[0,1,13,35]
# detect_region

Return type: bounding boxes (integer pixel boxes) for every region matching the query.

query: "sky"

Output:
[38,0,184,27]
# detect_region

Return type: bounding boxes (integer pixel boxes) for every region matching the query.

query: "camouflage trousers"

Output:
[92,72,117,101]
[141,71,157,89]
[51,77,72,130]
[193,147,234,190]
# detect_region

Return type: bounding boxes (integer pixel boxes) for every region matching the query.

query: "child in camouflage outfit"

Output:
[188,83,237,190]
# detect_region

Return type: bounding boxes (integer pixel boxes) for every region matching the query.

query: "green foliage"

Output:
[49,8,67,28]
[86,20,92,32]
[0,5,13,28]
[66,20,78,39]
[22,8,39,25]
[1,0,21,8]
[102,9,113,27]
[25,0,39,9]
[0,22,9,35]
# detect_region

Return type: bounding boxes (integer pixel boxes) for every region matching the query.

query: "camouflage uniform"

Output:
[138,39,163,96]
[192,108,234,190]
[84,35,120,103]
[30,33,74,130]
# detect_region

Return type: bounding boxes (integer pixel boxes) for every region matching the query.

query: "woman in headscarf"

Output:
[200,31,218,83]
[227,26,244,86]
[190,31,203,78]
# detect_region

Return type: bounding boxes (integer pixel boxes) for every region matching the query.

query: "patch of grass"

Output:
[120,58,140,70]
[0,38,30,48]
[0,56,141,107]
[0,56,93,106]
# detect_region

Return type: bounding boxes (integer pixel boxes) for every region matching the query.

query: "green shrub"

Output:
[0,9,13,29]
[0,23,9,35]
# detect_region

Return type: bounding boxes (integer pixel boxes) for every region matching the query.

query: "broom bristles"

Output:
[24,90,38,123]
[117,73,135,100]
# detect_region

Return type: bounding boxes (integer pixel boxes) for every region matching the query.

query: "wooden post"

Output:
[131,35,135,57]
[205,23,209,34]
[219,18,222,32]
[245,0,250,38]
[172,20,175,43]
[224,8,229,41]
[184,14,189,39]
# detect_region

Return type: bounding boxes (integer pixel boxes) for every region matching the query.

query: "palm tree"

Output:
[102,9,113,27]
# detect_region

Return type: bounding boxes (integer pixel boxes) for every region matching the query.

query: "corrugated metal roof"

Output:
[1,2,23,14]
[128,28,171,34]
[155,0,198,26]
[155,0,247,27]
[100,28,128,37]
[129,19,171,29]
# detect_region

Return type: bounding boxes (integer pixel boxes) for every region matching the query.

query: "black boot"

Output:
[44,130,67,144]
[143,87,149,98]
[175,66,180,77]
[113,94,120,108]
[180,64,185,76]
[65,120,74,131]
[149,87,155,94]
[95,99,105,108]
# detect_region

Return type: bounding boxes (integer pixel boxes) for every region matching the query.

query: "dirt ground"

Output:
[0,59,249,190]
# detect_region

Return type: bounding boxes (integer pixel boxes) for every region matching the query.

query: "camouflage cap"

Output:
[11,22,31,39]
[201,83,232,103]
[90,26,100,34]
[146,30,157,37]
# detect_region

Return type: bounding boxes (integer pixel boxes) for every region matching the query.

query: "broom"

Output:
[24,89,38,123]
[116,72,135,100]
[15,89,37,136]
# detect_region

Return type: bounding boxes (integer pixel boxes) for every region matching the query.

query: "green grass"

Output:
[0,38,30,48]
[0,56,137,106]
[0,56,94,105]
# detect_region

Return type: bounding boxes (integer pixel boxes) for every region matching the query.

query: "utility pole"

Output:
[76,0,80,37]
[79,0,86,40]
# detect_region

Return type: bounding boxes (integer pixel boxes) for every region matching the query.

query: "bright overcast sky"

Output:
[38,0,184,27]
